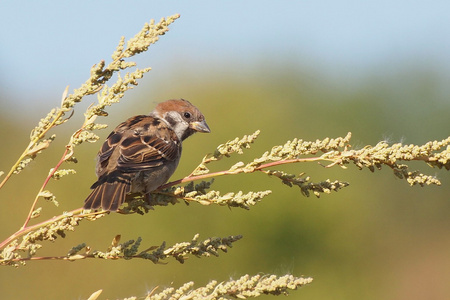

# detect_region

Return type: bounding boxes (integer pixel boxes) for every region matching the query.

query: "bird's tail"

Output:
[83,172,132,211]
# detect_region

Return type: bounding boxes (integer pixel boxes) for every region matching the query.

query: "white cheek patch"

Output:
[163,111,189,140]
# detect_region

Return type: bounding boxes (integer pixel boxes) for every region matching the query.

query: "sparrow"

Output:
[83,99,210,211]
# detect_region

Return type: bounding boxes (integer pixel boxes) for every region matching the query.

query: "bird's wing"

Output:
[96,115,180,175]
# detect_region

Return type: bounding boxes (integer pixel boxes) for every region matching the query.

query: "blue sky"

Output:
[1,1,450,110]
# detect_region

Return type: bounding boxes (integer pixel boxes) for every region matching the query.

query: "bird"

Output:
[83,99,210,211]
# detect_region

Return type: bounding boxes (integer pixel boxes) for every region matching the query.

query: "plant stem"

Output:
[21,146,72,230]
[0,208,105,250]
[0,110,66,190]
[159,156,326,190]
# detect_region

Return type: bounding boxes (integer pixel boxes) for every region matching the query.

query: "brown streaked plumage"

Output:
[83,99,210,211]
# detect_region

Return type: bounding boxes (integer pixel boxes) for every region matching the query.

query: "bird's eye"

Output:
[184,112,191,119]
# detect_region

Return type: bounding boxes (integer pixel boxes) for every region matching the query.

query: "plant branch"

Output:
[0,208,104,251]
[0,87,70,190]
[159,157,326,190]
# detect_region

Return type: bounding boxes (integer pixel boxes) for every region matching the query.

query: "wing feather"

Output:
[95,115,180,176]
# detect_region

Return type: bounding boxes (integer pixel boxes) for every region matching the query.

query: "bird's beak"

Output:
[190,120,211,133]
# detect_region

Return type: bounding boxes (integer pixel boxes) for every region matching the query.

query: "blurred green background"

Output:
[1,2,450,300]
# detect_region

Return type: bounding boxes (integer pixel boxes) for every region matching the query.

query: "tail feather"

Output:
[84,172,132,211]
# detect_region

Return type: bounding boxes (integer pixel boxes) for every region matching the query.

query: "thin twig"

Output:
[158,156,326,190]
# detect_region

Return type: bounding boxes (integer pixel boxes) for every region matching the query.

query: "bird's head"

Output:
[152,99,210,141]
